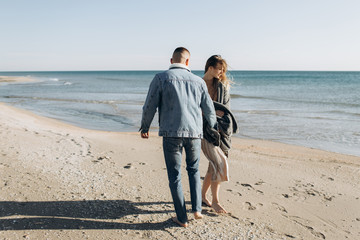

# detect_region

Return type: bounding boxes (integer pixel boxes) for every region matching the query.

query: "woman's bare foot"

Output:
[194,212,203,219]
[172,217,188,227]
[212,202,227,213]
[202,198,212,207]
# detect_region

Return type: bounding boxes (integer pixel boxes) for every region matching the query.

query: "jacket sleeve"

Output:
[200,83,217,129]
[222,84,230,109]
[140,75,161,133]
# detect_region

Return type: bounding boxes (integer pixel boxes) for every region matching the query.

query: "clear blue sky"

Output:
[1,0,359,71]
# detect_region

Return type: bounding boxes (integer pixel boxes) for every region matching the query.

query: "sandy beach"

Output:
[0,76,37,83]
[1,100,359,239]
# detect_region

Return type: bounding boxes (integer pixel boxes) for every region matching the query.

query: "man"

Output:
[140,47,217,227]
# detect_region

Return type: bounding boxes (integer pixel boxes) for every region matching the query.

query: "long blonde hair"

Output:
[204,55,232,89]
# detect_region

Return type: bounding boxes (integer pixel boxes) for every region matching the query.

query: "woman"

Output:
[202,55,235,213]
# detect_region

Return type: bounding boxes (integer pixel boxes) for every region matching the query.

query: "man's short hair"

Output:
[172,47,190,63]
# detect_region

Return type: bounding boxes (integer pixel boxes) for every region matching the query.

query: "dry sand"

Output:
[0,76,37,83]
[0,101,359,240]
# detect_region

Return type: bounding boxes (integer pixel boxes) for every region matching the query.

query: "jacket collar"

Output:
[169,63,191,72]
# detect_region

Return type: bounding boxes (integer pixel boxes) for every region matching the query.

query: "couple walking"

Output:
[140,47,237,227]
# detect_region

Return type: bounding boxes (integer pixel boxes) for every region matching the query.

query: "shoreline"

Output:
[1,102,359,239]
[2,100,357,159]
[1,72,359,158]
[2,100,359,158]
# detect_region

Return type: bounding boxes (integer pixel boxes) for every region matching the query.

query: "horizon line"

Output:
[1,69,360,73]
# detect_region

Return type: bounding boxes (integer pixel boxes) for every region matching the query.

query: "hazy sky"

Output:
[1,0,359,71]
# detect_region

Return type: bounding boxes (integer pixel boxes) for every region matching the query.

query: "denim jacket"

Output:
[140,64,217,138]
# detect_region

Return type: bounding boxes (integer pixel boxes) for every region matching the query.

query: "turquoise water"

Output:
[0,71,359,156]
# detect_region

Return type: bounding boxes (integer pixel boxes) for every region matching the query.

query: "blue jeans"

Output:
[162,137,202,224]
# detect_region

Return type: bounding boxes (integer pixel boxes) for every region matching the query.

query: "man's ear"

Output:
[170,58,173,64]
[185,58,189,66]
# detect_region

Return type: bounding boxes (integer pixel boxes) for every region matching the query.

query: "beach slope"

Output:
[0,103,359,239]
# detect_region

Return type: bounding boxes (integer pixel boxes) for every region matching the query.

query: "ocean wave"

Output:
[233,109,360,122]
[230,94,265,99]
[63,82,72,85]
[96,77,123,81]
[307,116,338,120]
[49,78,59,81]
[232,109,280,116]
[233,94,360,108]
[304,116,359,122]
[324,110,360,117]
[73,109,133,126]
[2,95,143,105]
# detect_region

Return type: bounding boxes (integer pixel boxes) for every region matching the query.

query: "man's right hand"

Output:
[141,131,149,139]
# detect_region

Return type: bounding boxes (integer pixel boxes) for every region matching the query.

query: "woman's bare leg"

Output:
[201,171,212,207]
[211,181,227,213]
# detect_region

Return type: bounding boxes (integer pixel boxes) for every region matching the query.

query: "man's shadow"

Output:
[0,200,176,230]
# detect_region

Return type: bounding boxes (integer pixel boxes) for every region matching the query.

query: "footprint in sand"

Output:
[124,163,133,169]
[290,180,334,202]
[226,189,242,197]
[284,234,296,239]
[244,202,256,210]
[321,174,335,181]
[255,180,265,185]
[284,219,326,240]
[272,202,288,213]
[241,183,254,189]
[303,225,326,239]
[92,156,110,163]
[114,172,124,177]
[282,193,291,198]
[256,190,264,195]
[323,194,334,202]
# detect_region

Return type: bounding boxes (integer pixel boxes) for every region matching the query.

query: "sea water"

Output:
[0,71,359,157]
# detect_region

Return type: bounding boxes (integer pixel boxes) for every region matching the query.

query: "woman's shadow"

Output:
[0,199,175,230]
